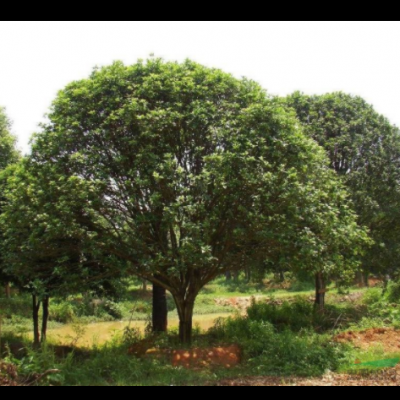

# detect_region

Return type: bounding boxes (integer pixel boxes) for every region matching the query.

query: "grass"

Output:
[1,277,400,386]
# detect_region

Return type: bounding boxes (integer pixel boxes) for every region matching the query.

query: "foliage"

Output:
[286,92,400,278]
[210,315,347,376]
[28,59,368,341]
[0,107,19,170]
[0,107,19,288]
[234,297,365,334]
[357,282,400,328]
[386,280,400,303]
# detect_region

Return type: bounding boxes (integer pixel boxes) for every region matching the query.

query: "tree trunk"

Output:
[5,283,11,299]
[142,280,148,292]
[356,272,366,288]
[152,279,168,333]
[41,297,50,343]
[246,268,251,283]
[279,271,285,282]
[233,271,239,282]
[32,295,41,348]
[315,273,326,312]
[225,272,232,281]
[364,272,370,288]
[175,297,195,344]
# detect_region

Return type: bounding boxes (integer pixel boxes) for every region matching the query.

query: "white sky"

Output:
[1,21,400,154]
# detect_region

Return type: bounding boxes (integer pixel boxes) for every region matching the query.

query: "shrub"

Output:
[210,316,346,376]
[101,301,124,320]
[362,288,383,306]
[50,302,76,323]
[386,280,400,303]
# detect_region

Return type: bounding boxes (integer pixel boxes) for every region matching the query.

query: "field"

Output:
[1,275,400,386]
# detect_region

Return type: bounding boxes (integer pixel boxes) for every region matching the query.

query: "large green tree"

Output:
[30,60,367,342]
[286,92,400,280]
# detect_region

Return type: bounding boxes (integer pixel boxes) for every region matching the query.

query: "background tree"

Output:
[286,92,400,283]
[30,60,367,342]
[0,160,115,346]
[0,106,19,298]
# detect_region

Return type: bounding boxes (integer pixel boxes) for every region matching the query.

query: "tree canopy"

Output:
[25,60,368,342]
[0,158,120,344]
[0,107,18,170]
[286,92,400,278]
[0,106,19,292]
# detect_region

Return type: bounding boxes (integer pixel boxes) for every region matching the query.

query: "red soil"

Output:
[171,345,241,369]
[335,328,400,353]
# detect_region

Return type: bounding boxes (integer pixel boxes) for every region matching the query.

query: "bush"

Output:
[362,288,383,306]
[0,296,32,319]
[210,316,346,376]
[358,286,400,328]
[101,301,124,320]
[386,280,400,303]
[50,302,76,323]
[247,298,315,332]
[245,298,348,333]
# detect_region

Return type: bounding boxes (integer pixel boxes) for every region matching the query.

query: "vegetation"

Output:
[2,278,400,386]
[11,59,366,342]
[286,93,400,281]
[0,107,19,301]
[1,59,400,386]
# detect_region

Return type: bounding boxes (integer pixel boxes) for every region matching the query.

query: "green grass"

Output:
[2,277,400,386]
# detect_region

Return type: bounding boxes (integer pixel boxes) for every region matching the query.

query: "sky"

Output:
[1,21,400,154]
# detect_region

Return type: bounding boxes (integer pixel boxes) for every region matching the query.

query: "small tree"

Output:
[30,60,368,342]
[0,160,113,346]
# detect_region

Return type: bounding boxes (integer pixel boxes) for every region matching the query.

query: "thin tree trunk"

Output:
[152,279,168,333]
[279,271,285,282]
[364,272,370,288]
[142,280,148,292]
[225,272,232,281]
[41,297,50,343]
[5,283,11,299]
[315,273,326,312]
[246,268,251,283]
[356,272,366,288]
[175,297,195,344]
[32,295,41,348]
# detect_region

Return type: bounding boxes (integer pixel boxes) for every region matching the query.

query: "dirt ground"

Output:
[217,328,400,386]
[216,366,400,386]
[335,328,400,354]
[171,345,241,369]
[0,362,18,387]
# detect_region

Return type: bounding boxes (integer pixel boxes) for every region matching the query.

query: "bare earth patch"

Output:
[216,366,400,386]
[133,339,242,369]
[171,345,241,369]
[0,362,18,387]
[335,328,400,353]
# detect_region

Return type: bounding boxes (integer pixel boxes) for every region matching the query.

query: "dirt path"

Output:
[216,368,400,386]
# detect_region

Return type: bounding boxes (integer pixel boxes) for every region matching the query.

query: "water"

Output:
[47,313,231,347]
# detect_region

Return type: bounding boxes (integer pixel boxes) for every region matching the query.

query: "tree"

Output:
[153,279,168,333]
[0,160,114,346]
[30,59,367,342]
[0,107,19,170]
[286,92,400,282]
[0,107,19,298]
